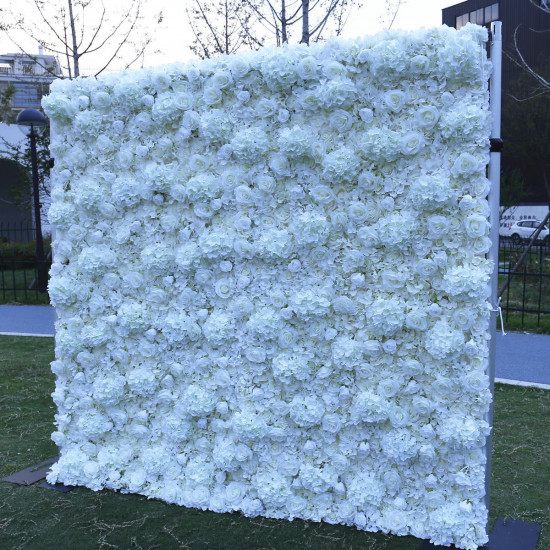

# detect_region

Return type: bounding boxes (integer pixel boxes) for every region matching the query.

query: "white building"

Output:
[0,50,61,238]
[0,50,61,110]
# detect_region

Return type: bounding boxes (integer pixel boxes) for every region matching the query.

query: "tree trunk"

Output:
[300,0,310,44]
[67,0,80,77]
[225,0,229,54]
[281,0,287,44]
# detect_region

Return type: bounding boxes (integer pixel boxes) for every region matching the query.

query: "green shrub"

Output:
[0,238,52,270]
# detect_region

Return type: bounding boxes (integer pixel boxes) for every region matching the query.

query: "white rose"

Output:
[234,185,255,206]
[459,194,477,210]
[415,105,440,129]
[329,109,353,132]
[225,482,246,504]
[287,496,308,516]
[406,309,428,331]
[219,260,233,272]
[400,131,425,156]
[359,107,374,123]
[278,108,290,123]
[310,185,335,205]
[203,86,223,106]
[427,215,451,239]
[210,70,233,89]
[255,175,277,194]
[229,57,250,78]
[384,89,407,112]
[378,378,400,398]
[288,259,302,272]
[382,339,397,354]
[410,54,431,73]
[380,196,395,211]
[471,177,491,197]
[322,60,346,79]
[236,90,250,103]
[233,238,254,258]
[269,153,290,175]
[92,90,112,110]
[464,214,489,238]
[452,152,482,178]
[189,154,210,172]
[256,98,278,118]
[233,296,254,317]
[348,201,369,224]
[215,278,234,299]
[297,56,319,80]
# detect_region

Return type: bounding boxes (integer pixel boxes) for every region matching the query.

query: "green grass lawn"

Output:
[0,336,549,550]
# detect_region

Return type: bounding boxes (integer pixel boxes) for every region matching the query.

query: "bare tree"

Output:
[249,0,359,46]
[2,0,159,78]
[187,0,363,57]
[380,0,406,31]
[186,0,263,59]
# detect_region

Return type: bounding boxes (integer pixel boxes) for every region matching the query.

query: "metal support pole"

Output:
[486,20,502,531]
[29,126,48,293]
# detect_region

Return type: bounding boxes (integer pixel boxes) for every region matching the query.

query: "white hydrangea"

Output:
[289,395,326,427]
[425,320,466,360]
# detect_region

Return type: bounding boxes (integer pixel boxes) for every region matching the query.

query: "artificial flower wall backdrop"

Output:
[44,24,493,550]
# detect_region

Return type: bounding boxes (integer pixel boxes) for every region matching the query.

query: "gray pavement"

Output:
[495,332,549,386]
[0,305,548,387]
[0,305,55,337]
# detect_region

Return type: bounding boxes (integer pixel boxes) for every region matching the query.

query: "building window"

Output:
[485,3,499,23]
[456,13,469,30]
[456,3,499,30]
[13,83,42,108]
[470,8,484,25]
[21,62,35,75]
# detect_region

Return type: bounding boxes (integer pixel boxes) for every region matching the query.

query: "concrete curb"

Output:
[495,378,550,391]
[0,332,54,338]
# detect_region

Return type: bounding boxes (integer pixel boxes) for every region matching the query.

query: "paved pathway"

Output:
[0,305,55,337]
[0,305,548,387]
[495,332,549,387]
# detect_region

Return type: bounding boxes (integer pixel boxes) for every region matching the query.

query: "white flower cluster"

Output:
[44,24,493,550]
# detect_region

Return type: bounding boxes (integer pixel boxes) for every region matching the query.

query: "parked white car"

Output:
[508,220,549,245]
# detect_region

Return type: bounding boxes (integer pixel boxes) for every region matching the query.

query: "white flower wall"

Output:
[44,25,493,550]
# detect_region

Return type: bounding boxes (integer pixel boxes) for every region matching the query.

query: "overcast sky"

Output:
[145,0,459,67]
[1,1,459,74]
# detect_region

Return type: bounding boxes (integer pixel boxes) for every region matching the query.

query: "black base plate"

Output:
[1,457,58,486]
[419,517,542,549]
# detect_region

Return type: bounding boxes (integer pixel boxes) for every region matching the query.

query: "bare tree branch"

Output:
[187,0,364,53]
[1,0,153,78]
[511,24,550,99]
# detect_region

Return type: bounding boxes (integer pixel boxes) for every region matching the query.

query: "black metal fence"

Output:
[498,237,550,329]
[0,223,549,329]
[0,223,52,305]
[0,221,36,243]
